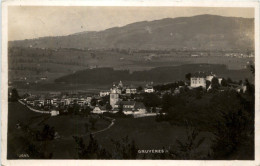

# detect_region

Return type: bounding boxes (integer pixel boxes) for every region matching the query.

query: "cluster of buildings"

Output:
[94,81,152,115]
[20,81,155,116]
[19,72,248,117]
[22,93,93,109]
[224,52,254,58]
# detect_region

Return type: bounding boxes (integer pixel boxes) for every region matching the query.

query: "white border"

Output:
[1,1,260,166]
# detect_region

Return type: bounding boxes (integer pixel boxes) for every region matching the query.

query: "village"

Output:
[16,71,247,118]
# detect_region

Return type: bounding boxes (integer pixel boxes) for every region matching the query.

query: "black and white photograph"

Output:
[1,1,259,164]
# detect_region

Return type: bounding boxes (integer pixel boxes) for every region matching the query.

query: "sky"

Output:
[8,6,254,41]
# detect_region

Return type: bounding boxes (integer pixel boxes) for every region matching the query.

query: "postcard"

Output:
[1,0,260,166]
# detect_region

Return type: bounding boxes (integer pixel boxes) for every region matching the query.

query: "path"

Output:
[91,117,115,135]
[18,100,50,114]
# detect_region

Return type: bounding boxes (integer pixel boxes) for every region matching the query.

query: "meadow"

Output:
[7,102,109,159]
[7,102,213,159]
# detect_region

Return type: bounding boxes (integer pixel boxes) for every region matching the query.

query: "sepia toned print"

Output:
[2,3,258,163]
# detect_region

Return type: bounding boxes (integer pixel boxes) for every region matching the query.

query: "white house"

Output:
[190,72,207,89]
[92,106,107,114]
[100,91,110,97]
[144,86,154,93]
[51,110,59,116]
[114,101,147,115]
[126,87,137,94]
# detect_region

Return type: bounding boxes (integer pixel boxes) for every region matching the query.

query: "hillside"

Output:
[9,15,254,50]
[54,64,253,85]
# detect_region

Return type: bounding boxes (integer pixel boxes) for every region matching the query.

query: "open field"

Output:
[7,102,109,159]
[95,117,213,158]
[7,102,214,159]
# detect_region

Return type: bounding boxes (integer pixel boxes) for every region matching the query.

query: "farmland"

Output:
[9,47,253,83]
[9,49,254,94]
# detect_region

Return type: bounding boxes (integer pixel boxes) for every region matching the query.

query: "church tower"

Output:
[110,87,119,109]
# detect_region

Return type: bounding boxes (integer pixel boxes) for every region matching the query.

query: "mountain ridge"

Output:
[9,14,254,50]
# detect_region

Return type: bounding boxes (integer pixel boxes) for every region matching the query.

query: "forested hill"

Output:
[9,15,254,51]
[54,64,253,85]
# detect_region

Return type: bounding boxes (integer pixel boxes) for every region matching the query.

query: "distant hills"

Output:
[54,64,253,85]
[9,15,254,51]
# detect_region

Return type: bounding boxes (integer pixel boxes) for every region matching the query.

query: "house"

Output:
[100,91,110,97]
[60,97,70,106]
[77,98,87,106]
[114,101,136,114]
[190,72,207,89]
[52,98,60,107]
[26,96,37,106]
[144,85,154,93]
[34,97,45,107]
[51,110,59,116]
[45,98,54,106]
[126,86,137,94]
[114,101,147,115]
[92,106,107,114]
[26,98,35,106]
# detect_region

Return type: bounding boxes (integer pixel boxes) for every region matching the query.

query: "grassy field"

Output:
[8,102,213,159]
[7,102,110,159]
[95,117,213,158]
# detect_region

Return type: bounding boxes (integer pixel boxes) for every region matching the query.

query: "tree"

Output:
[81,106,92,117]
[227,77,233,84]
[142,93,162,108]
[210,90,254,159]
[137,86,143,92]
[111,136,138,159]
[36,124,55,141]
[221,78,228,87]
[9,88,19,102]
[250,64,255,75]
[98,100,104,106]
[170,121,205,159]
[185,73,191,81]
[211,77,220,90]
[90,98,97,106]
[105,104,112,111]
[68,103,80,115]
[73,134,111,159]
[244,79,254,96]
